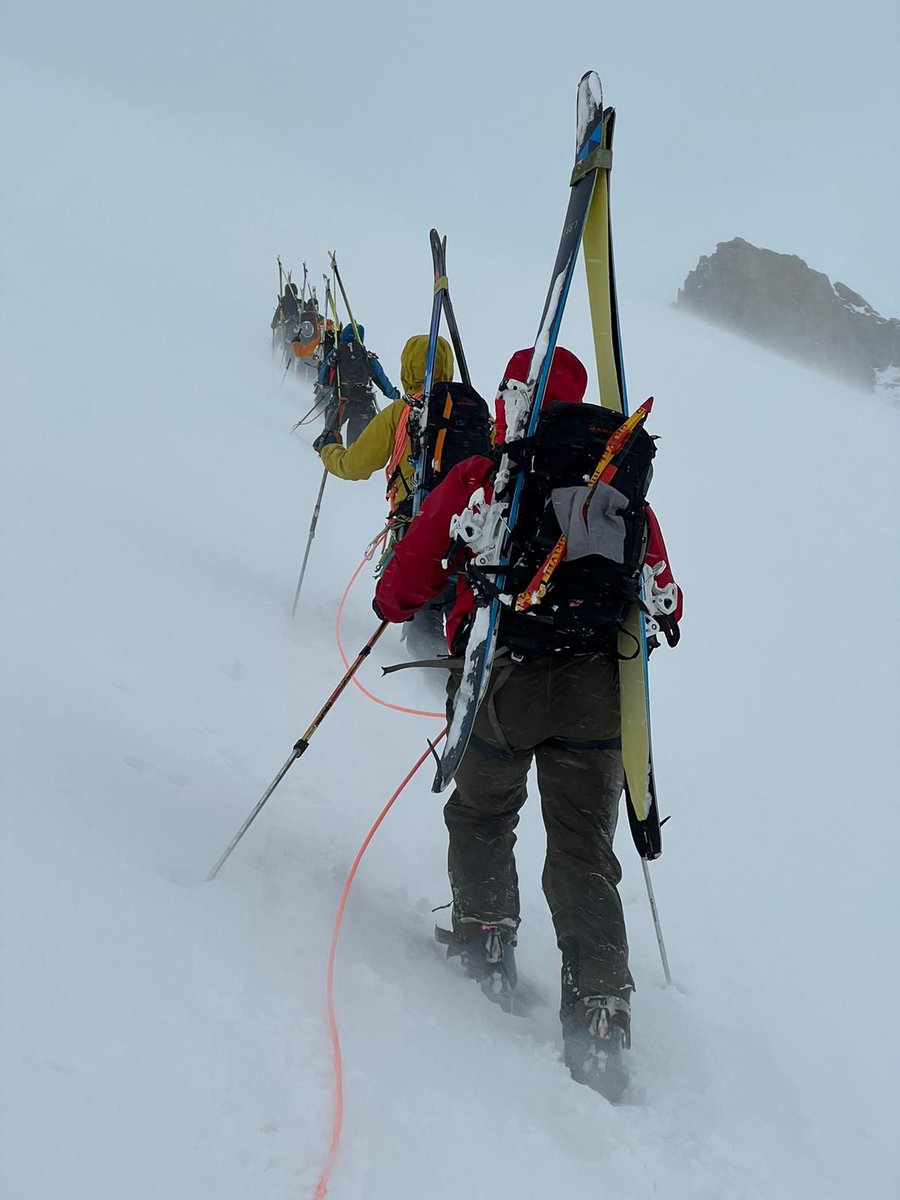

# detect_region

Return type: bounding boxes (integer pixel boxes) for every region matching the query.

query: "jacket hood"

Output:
[493,346,588,442]
[400,334,454,395]
[339,323,365,345]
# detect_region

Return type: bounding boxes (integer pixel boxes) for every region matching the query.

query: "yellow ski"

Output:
[582,110,661,856]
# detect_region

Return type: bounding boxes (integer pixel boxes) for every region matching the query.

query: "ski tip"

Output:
[576,71,605,152]
[580,69,603,107]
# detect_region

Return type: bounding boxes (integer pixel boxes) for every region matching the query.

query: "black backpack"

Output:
[280,288,299,324]
[390,382,491,519]
[419,382,492,494]
[498,402,656,658]
[336,338,372,389]
[296,301,320,346]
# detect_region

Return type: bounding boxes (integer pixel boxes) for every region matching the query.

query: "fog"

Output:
[2,6,898,1199]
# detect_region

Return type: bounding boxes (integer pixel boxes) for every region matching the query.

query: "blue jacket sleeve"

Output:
[368,354,401,400]
[317,350,334,386]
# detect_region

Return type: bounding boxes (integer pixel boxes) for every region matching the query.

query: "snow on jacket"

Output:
[316,323,400,399]
[375,346,683,652]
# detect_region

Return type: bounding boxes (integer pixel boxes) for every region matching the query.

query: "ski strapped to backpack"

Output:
[430,227,471,387]
[409,232,449,517]
[326,252,383,412]
[578,85,670,860]
[329,251,363,346]
[406,230,490,519]
[433,70,611,793]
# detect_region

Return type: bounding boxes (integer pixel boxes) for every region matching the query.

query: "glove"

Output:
[372,596,387,621]
[313,428,342,453]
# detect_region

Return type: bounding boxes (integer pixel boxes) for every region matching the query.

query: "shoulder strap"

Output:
[385,404,412,504]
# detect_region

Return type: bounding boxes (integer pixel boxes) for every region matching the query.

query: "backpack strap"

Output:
[430,386,454,476]
[384,404,412,505]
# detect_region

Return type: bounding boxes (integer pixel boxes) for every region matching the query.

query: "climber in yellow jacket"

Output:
[313,334,455,516]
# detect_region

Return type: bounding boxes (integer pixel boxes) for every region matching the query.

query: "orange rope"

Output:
[314,729,446,1199]
[335,545,444,721]
[313,534,445,1193]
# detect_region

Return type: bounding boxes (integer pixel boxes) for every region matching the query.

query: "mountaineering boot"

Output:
[436,922,518,1012]
[562,993,631,1103]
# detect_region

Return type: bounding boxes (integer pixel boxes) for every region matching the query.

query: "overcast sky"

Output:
[4,0,899,389]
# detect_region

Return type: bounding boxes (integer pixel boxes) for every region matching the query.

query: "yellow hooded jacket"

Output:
[319,334,454,508]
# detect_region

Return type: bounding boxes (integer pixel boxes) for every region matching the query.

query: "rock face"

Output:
[676,238,900,394]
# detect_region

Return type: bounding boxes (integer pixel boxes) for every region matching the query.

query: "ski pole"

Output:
[291,466,329,616]
[207,622,389,881]
[641,858,672,985]
[290,391,330,432]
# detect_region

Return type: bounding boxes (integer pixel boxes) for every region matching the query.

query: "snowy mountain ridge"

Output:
[677,237,900,396]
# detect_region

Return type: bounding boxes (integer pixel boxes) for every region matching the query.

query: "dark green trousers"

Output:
[445,652,632,999]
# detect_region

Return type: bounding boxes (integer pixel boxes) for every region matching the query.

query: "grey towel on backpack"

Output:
[551,482,628,563]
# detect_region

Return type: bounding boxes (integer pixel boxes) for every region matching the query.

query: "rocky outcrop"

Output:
[676,238,900,395]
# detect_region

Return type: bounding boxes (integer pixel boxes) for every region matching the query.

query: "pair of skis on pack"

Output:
[416,71,663,862]
[406,230,472,519]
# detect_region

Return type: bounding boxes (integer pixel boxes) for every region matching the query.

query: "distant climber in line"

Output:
[314,324,399,446]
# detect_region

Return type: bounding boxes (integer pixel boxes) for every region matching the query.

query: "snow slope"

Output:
[2,53,899,1200]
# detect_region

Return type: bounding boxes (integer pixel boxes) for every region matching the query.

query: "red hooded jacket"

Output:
[375,348,682,651]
